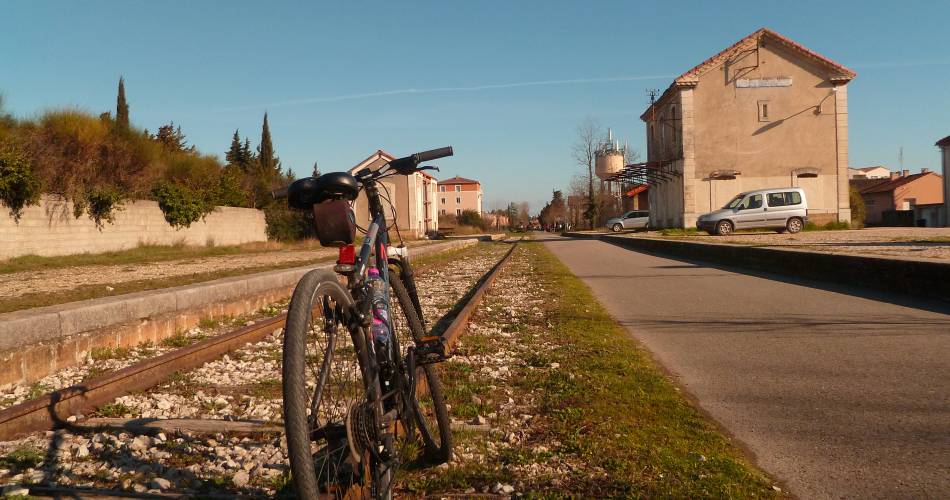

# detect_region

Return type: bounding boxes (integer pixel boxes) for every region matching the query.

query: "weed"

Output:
[96,402,134,417]
[0,445,44,471]
[89,346,131,361]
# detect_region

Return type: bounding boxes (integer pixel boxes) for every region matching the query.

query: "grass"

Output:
[95,402,134,417]
[0,256,336,314]
[660,227,701,236]
[405,242,779,497]
[0,240,330,275]
[0,445,45,471]
[522,243,777,496]
[804,220,852,231]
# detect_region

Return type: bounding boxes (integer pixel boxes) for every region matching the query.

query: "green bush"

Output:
[849,185,865,228]
[152,181,215,229]
[0,145,41,222]
[457,209,488,231]
[83,186,126,228]
[264,206,314,241]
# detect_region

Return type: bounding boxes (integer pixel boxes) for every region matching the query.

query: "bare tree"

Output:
[572,118,602,229]
[624,147,641,165]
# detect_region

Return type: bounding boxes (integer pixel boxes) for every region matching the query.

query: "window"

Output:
[456,209,461,216]
[785,191,802,205]
[441,197,445,204]
[737,194,763,210]
[440,209,446,215]
[455,185,461,192]
[767,193,786,207]
[440,185,445,192]
[758,100,770,122]
[456,197,461,204]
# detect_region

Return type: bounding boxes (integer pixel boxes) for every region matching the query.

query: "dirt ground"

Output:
[641,227,950,261]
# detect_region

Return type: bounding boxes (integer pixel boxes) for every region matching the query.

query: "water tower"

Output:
[595,128,626,195]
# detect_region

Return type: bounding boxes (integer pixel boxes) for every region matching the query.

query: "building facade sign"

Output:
[736,77,793,88]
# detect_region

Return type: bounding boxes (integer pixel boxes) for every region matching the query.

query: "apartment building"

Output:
[347,150,438,238]
[437,176,483,216]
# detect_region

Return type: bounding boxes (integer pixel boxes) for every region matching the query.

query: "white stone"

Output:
[232,470,250,488]
[150,477,172,490]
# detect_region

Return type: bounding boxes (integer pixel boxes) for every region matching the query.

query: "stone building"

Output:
[641,28,856,228]
[348,150,438,238]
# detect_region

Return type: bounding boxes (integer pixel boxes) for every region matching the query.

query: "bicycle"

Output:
[278,147,455,499]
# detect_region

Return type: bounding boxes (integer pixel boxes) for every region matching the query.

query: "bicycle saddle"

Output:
[288,172,359,209]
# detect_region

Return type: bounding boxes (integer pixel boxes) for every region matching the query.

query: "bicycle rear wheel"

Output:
[389,276,453,465]
[283,269,377,499]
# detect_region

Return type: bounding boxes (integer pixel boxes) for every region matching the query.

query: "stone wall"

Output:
[0,196,267,259]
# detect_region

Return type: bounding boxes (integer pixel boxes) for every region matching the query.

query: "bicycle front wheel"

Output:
[283,269,376,499]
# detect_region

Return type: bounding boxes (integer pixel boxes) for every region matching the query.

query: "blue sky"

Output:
[3,1,949,211]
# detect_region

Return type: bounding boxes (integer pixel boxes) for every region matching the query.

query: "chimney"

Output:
[902,169,910,177]
[921,168,930,173]
[890,171,900,180]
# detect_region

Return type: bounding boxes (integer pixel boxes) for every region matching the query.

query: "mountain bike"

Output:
[278,148,455,499]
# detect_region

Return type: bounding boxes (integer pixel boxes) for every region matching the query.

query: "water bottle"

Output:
[367,268,391,347]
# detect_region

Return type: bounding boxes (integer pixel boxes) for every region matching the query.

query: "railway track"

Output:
[0,240,519,497]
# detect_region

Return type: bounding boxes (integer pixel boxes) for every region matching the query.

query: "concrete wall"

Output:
[0,196,267,259]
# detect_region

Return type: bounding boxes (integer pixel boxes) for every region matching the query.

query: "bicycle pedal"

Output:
[413,336,452,365]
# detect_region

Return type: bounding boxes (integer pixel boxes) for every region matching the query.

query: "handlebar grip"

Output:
[412,146,453,163]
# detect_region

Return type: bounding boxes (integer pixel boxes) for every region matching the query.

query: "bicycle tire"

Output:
[283,269,380,499]
[389,277,453,464]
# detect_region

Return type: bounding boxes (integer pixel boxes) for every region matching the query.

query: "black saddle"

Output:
[287,172,359,209]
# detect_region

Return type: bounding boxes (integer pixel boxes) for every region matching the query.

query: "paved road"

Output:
[540,234,950,499]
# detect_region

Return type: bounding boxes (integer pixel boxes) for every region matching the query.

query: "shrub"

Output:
[0,145,41,221]
[83,186,126,228]
[849,185,865,228]
[457,209,488,231]
[264,206,314,241]
[152,181,214,229]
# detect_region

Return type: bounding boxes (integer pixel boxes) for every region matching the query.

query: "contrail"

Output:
[850,60,950,69]
[216,74,674,112]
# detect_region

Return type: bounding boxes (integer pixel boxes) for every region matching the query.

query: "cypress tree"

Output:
[226,130,242,165]
[116,77,129,131]
[258,112,278,174]
[241,138,254,166]
[312,161,321,177]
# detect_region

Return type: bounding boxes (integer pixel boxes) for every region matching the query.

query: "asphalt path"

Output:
[539,233,950,499]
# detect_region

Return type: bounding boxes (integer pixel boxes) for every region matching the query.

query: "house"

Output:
[437,176,483,216]
[848,166,891,179]
[855,170,944,225]
[482,212,509,229]
[938,135,950,226]
[640,28,855,229]
[348,150,438,238]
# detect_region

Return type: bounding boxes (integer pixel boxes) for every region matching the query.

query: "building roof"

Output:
[642,28,856,120]
[348,149,396,174]
[855,165,890,173]
[438,176,480,185]
[857,172,940,194]
[936,135,950,147]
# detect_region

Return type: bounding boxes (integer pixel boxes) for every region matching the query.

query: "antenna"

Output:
[898,146,904,171]
[647,89,660,105]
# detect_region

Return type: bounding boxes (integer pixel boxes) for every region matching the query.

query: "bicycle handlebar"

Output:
[271,146,454,200]
[412,146,453,163]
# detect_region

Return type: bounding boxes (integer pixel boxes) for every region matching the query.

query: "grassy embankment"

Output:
[0,237,436,314]
[405,241,779,497]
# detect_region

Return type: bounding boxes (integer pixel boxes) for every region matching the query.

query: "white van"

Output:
[696,187,808,235]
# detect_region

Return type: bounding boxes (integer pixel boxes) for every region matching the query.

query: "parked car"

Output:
[696,187,808,235]
[607,210,650,232]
